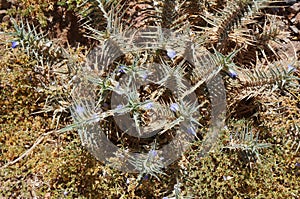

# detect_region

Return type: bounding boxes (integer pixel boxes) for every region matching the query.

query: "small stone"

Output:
[290,25,299,34]
[294,12,300,28]
[223,175,234,181]
[288,13,295,21]
[289,2,300,14]
[44,192,51,199]
[0,10,7,15]
[2,14,10,22]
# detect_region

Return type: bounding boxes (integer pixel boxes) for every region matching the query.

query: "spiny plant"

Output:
[61,0,297,179]
[200,0,266,47]
[129,149,166,182]
[63,44,221,171]
[223,120,271,164]
[2,18,83,129]
[8,18,68,70]
[230,60,299,100]
[1,0,300,198]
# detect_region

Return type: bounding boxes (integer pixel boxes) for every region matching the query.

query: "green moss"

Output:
[180,145,299,198]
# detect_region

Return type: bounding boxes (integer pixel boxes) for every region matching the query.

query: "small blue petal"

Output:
[288,65,296,73]
[162,197,168,199]
[11,41,19,48]
[141,73,148,81]
[149,149,157,158]
[75,105,85,114]
[144,102,153,110]
[228,68,237,79]
[102,103,109,109]
[143,174,149,180]
[117,104,123,109]
[295,162,300,167]
[170,103,179,112]
[118,65,126,73]
[167,49,176,59]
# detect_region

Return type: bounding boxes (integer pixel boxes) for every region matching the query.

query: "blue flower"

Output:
[141,73,148,81]
[295,162,300,167]
[287,65,296,73]
[228,68,237,79]
[117,104,123,109]
[170,103,179,112]
[144,102,153,110]
[11,41,19,48]
[118,65,126,73]
[167,49,176,59]
[143,174,149,180]
[149,149,157,158]
[102,103,109,110]
[75,105,85,114]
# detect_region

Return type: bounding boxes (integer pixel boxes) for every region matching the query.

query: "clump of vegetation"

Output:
[0,0,299,198]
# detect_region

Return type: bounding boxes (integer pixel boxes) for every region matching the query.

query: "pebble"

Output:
[290,25,299,34]
[285,0,297,4]
[288,2,300,36]
[289,2,300,14]
[294,12,300,28]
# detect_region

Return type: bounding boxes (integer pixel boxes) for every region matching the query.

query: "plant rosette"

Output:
[69,26,227,173]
